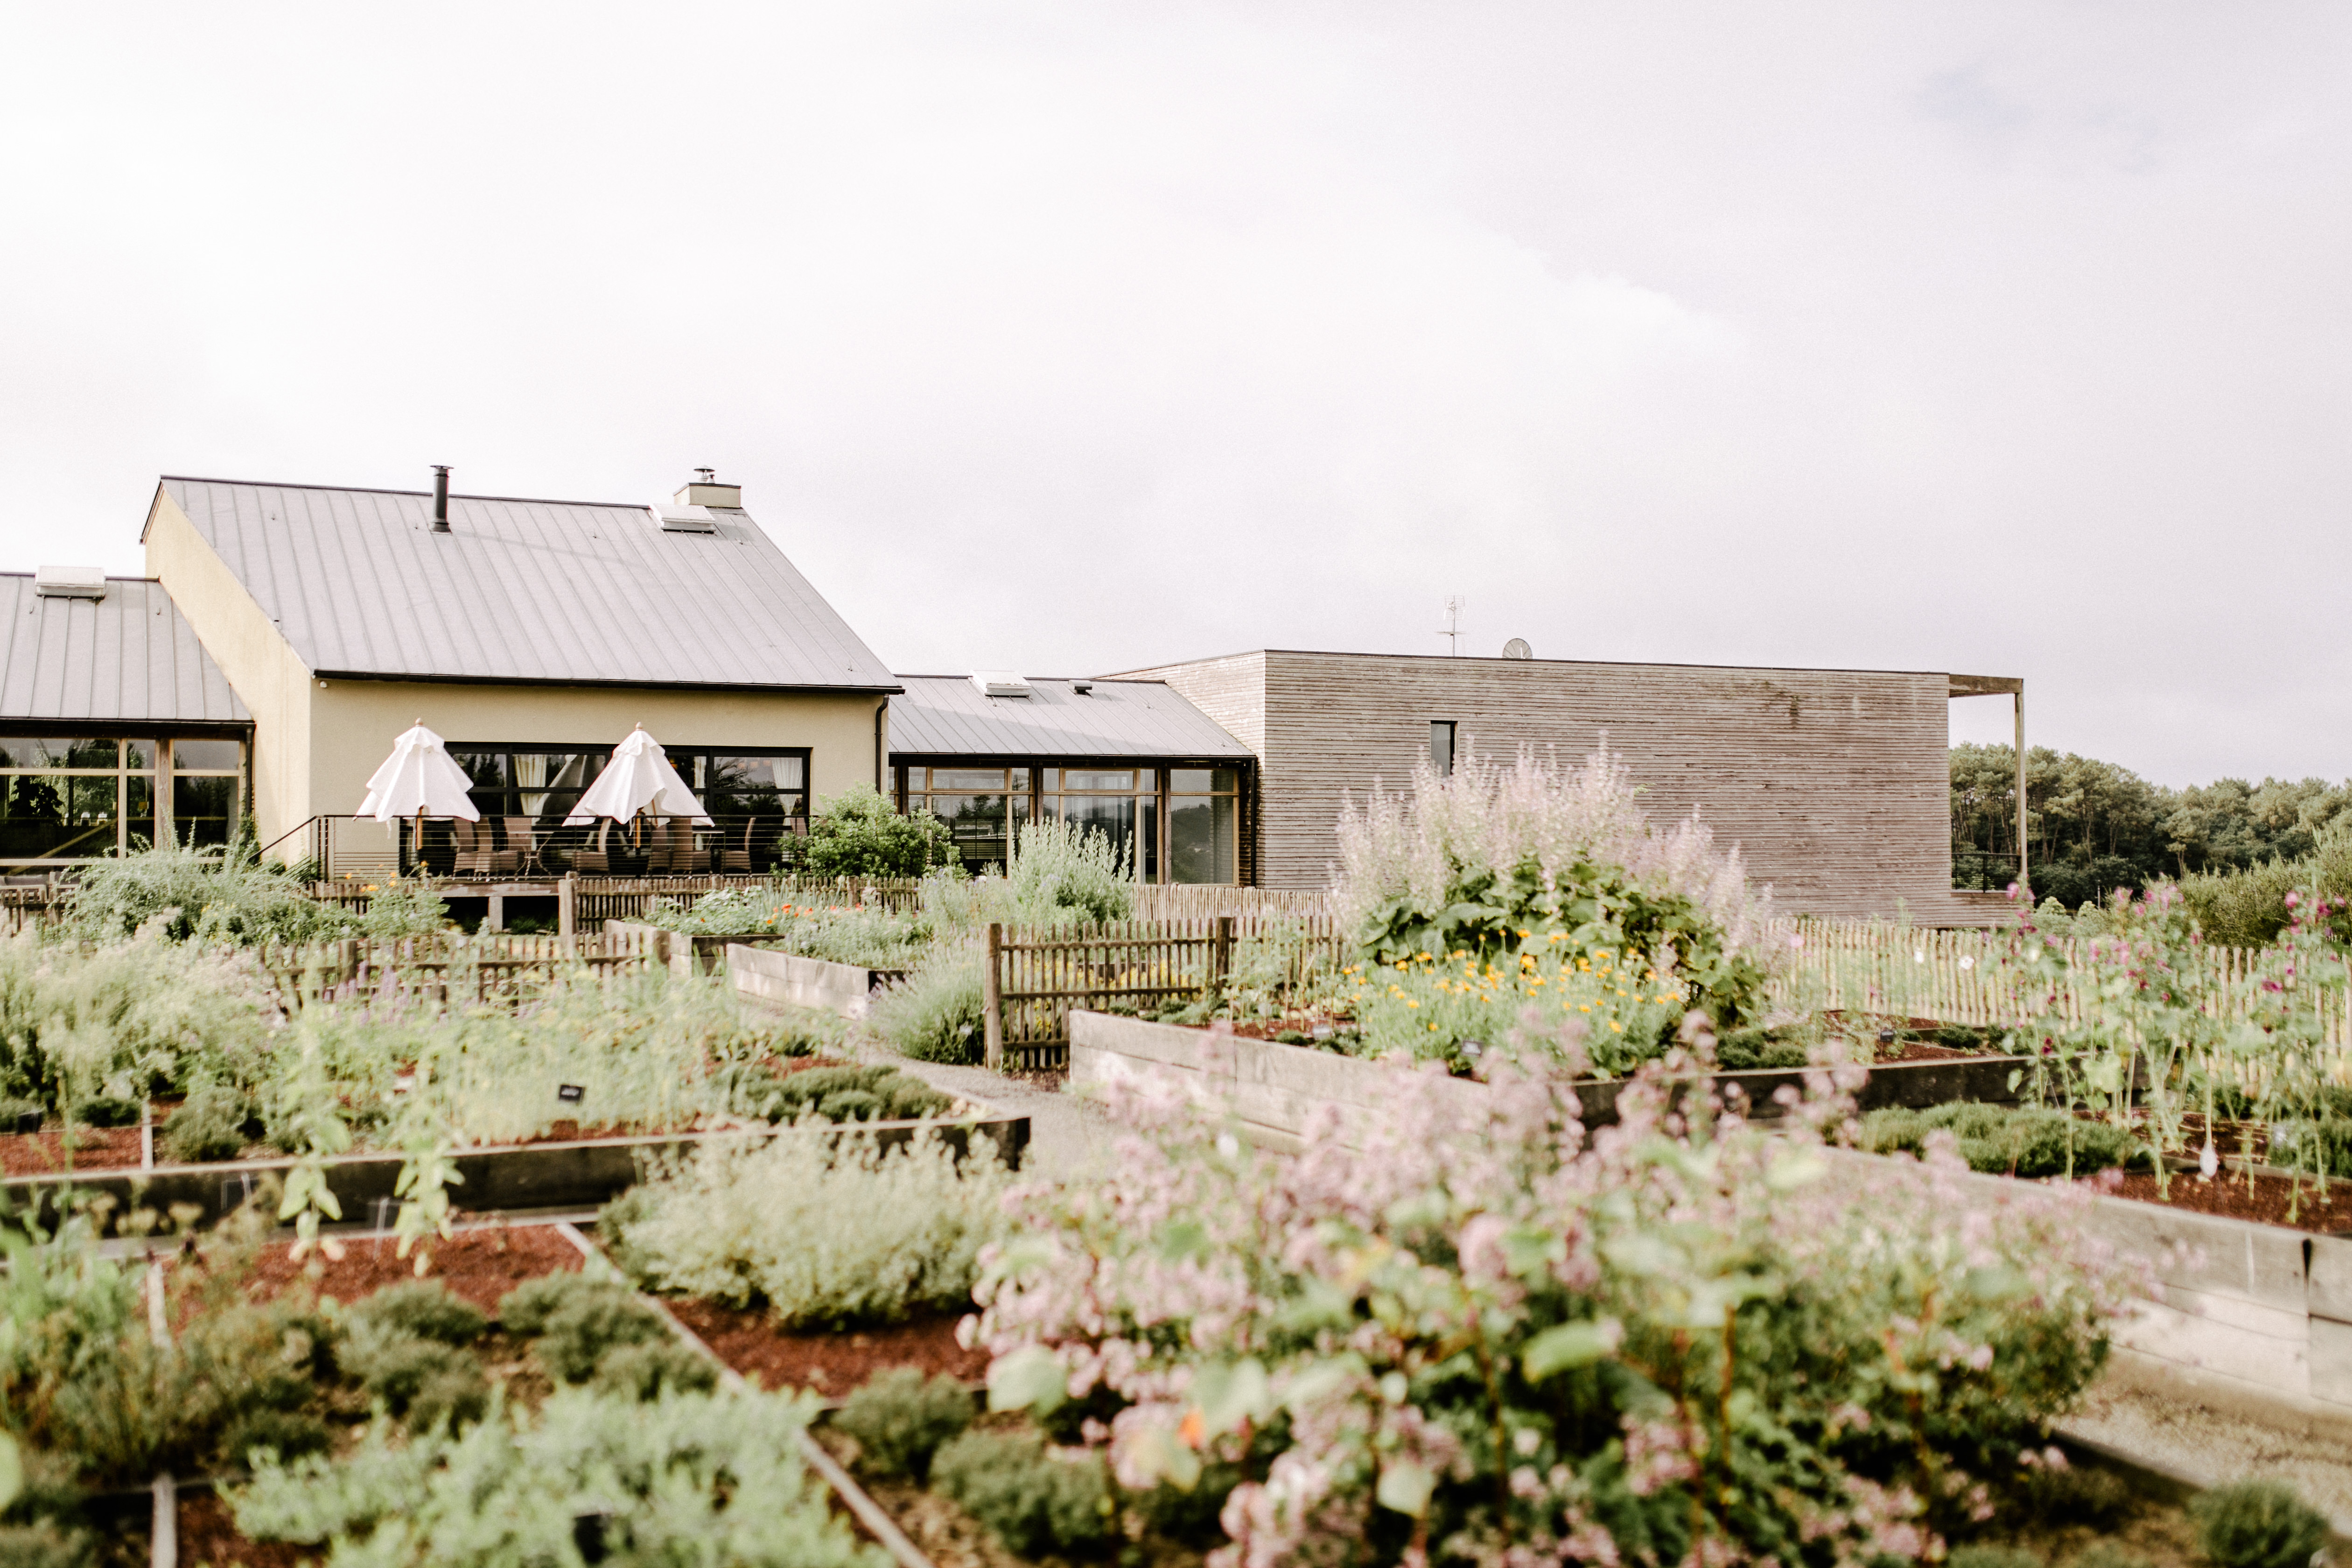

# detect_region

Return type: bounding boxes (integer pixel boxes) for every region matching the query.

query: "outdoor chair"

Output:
[720,815,762,874]
[450,819,493,876]
[503,816,545,875]
[570,820,610,875]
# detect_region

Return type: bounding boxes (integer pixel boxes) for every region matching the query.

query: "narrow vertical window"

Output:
[1430,721,1456,777]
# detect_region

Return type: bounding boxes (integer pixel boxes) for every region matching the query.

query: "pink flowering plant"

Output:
[970,1015,2133,1566]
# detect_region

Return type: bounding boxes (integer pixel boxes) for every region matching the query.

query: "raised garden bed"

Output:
[1068,1009,2027,1150]
[0,1099,1030,1235]
[728,940,907,1020]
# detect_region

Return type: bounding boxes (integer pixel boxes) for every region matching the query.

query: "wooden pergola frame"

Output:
[1949,674,2027,890]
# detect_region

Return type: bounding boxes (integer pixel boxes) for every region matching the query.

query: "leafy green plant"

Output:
[590,1339,719,1400]
[2189,1478,2331,1568]
[347,1282,486,1347]
[231,1385,883,1567]
[495,1274,669,1383]
[1858,1103,2147,1179]
[931,1428,1112,1556]
[354,875,450,941]
[602,1127,1013,1328]
[833,1368,973,1482]
[219,1407,333,1465]
[339,1325,487,1427]
[1946,1548,2041,1568]
[1005,817,1132,925]
[730,1063,952,1124]
[802,785,958,878]
[0,1522,92,1568]
[159,1081,252,1163]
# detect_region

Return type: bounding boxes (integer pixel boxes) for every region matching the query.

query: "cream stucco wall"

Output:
[145,485,891,849]
[308,681,884,826]
[143,490,314,845]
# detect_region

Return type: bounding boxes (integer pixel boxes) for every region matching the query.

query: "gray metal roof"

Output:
[0,576,248,724]
[888,675,1253,759]
[153,477,898,691]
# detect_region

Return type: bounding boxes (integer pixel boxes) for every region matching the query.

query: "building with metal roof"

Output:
[0,573,251,866]
[143,471,900,877]
[888,674,1255,882]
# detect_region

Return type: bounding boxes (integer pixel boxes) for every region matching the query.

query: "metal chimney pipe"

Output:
[431,466,451,532]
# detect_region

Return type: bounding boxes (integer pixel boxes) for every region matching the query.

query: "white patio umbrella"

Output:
[357,721,480,874]
[358,721,481,822]
[563,727,712,826]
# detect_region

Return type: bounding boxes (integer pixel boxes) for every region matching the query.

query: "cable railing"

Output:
[259,812,811,882]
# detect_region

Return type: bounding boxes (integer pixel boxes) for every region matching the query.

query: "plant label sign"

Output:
[557,1084,586,1105]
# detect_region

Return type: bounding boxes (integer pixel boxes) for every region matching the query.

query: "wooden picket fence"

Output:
[983,915,1350,1071]
[256,928,666,1010]
[1766,918,2352,1042]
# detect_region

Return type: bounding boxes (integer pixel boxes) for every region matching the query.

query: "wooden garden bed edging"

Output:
[0,1106,1029,1234]
[727,942,907,1019]
[1066,1010,2026,1153]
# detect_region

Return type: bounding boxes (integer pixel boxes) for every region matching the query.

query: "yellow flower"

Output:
[1609,1021,1624,1033]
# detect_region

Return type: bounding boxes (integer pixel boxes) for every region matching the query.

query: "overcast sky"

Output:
[3,5,2346,787]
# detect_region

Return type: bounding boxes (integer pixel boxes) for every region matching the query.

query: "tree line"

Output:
[1950,743,2352,907]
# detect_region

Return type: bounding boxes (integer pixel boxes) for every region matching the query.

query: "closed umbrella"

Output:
[564,727,712,826]
[357,721,480,874]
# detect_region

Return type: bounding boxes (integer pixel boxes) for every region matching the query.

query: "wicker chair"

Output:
[569,820,611,875]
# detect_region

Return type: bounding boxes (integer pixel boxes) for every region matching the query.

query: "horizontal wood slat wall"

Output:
[1122,651,1993,924]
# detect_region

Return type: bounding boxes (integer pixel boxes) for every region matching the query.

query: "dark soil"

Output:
[244,1223,585,1309]
[667,1299,988,1395]
[0,1125,144,1175]
[2097,1168,2352,1234]
[178,1489,306,1568]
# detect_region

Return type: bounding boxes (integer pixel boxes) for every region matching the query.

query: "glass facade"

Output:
[442,743,810,875]
[0,735,243,864]
[896,762,1243,883]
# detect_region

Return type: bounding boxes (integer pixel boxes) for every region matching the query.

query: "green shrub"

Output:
[931,1429,1112,1557]
[495,1274,669,1383]
[353,876,449,941]
[220,1407,333,1465]
[1946,1548,2040,1568]
[731,1063,952,1124]
[339,1328,484,1421]
[833,1368,973,1482]
[0,1524,93,1568]
[58,842,350,946]
[1715,1028,1809,1071]
[602,1128,1012,1328]
[347,1282,486,1347]
[1857,1102,2145,1178]
[802,786,958,878]
[2067,1546,2151,1568]
[2190,1478,2331,1568]
[64,1095,139,1129]
[1005,817,1132,925]
[589,1339,719,1401]
[403,1362,492,1434]
[869,950,986,1065]
[232,1386,877,1567]
[159,1082,251,1164]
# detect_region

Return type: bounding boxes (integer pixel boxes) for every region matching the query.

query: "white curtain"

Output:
[516,752,551,818]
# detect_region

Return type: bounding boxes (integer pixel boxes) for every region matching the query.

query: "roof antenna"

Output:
[431,466,451,532]
[694,468,715,484]
[1436,595,1464,657]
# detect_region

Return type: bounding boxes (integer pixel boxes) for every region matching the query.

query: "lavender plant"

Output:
[973,1015,2135,1566]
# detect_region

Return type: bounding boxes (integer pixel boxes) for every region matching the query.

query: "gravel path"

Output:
[2062,1376,2352,1530]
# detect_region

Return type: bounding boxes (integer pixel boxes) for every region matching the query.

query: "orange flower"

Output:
[1179,1407,1205,1448]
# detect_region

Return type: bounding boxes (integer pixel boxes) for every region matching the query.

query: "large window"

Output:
[1046,768,1156,882]
[904,767,1030,874]
[1168,768,1240,885]
[0,735,240,864]
[444,743,810,874]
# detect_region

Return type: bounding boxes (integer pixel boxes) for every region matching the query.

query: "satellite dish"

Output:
[1501,637,1533,660]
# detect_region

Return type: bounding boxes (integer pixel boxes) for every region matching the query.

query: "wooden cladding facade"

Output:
[1114,650,2003,924]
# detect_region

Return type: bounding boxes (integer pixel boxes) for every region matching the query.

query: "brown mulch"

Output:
[243,1223,584,1310]
[667,1299,987,1395]
[2095,1169,2352,1235]
[0,1126,144,1175]
[178,1489,307,1568]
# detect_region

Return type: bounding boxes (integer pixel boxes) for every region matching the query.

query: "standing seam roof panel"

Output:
[161,479,897,689]
[0,578,248,723]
